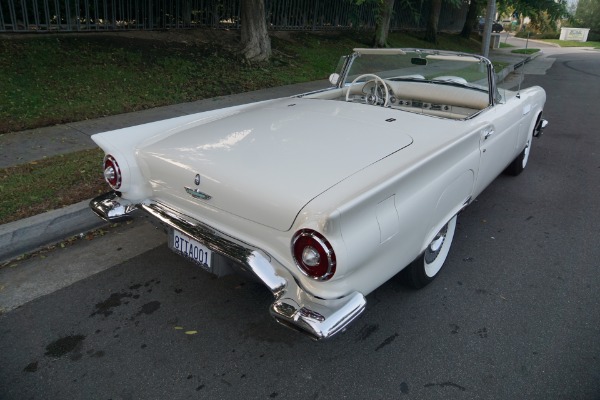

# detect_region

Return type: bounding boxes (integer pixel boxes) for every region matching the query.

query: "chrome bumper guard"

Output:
[90,191,366,340]
[534,118,548,138]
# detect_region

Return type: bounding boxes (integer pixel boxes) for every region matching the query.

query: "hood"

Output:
[137,98,413,231]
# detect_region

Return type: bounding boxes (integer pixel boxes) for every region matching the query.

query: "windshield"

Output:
[341,50,491,94]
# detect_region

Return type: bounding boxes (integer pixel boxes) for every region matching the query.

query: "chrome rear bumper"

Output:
[90,191,366,340]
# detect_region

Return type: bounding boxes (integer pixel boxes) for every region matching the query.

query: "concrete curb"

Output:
[0,199,106,264]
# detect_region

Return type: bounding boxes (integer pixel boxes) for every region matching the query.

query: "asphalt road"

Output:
[1,48,599,400]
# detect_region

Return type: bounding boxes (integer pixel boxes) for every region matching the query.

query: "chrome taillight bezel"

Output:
[103,154,122,190]
[291,229,336,281]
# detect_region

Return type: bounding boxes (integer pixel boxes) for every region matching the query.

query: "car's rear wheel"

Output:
[402,215,457,289]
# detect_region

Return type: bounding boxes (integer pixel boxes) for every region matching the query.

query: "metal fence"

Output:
[0,0,469,33]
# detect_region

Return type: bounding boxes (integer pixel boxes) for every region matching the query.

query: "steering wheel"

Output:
[345,74,390,107]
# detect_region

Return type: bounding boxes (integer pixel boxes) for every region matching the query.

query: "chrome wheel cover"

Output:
[423,215,457,278]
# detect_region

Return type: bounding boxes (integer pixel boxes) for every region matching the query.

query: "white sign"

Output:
[560,28,590,42]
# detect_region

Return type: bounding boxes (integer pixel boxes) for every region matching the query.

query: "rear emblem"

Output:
[186,173,211,200]
[185,187,212,201]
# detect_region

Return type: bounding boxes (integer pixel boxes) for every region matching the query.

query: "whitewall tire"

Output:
[402,214,457,289]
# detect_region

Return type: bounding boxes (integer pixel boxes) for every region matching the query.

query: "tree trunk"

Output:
[240,0,271,63]
[373,0,395,48]
[425,0,443,44]
[460,0,479,38]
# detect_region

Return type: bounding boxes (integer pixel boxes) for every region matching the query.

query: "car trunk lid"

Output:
[137,98,413,231]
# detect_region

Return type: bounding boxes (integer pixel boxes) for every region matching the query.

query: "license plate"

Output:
[169,229,212,272]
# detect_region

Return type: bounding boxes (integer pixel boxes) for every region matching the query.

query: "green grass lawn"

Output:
[542,39,600,48]
[0,148,106,224]
[511,48,541,54]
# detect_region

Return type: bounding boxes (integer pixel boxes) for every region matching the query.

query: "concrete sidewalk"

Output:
[0,46,545,263]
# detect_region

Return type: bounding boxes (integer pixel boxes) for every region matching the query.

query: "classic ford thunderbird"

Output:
[90,48,547,340]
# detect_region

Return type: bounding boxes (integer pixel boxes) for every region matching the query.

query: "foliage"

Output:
[515,30,558,38]
[574,0,600,32]
[461,0,485,38]
[515,30,533,38]
[497,0,570,32]
[426,0,464,44]
[373,0,396,47]
[533,32,560,39]
[347,0,422,47]
[444,0,465,9]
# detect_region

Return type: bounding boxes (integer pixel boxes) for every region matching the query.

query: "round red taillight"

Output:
[292,229,336,281]
[103,155,122,190]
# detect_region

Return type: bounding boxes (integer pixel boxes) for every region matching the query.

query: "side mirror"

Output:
[329,73,340,86]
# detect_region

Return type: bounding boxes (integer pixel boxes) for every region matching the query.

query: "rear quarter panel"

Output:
[295,120,486,298]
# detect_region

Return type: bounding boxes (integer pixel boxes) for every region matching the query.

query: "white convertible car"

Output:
[90,48,547,340]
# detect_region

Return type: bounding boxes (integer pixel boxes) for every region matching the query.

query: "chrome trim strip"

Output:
[89,191,366,340]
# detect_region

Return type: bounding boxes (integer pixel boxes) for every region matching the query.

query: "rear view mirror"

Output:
[411,58,427,66]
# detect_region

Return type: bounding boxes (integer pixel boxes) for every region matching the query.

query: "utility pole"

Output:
[481,0,496,58]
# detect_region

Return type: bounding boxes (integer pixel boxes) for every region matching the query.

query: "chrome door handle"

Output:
[484,130,495,140]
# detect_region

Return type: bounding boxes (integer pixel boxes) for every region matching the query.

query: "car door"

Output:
[473,102,525,196]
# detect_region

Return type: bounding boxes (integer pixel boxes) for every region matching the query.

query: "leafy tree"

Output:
[574,0,600,31]
[240,0,271,62]
[351,0,419,47]
[425,0,463,43]
[461,0,484,38]
[349,0,395,47]
[425,0,443,43]
[374,0,396,47]
[497,0,569,31]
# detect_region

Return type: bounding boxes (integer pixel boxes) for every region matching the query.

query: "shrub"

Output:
[588,31,600,42]
[535,33,560,39]
[515,30,534,38]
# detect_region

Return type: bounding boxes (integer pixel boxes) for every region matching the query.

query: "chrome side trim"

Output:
[89,191,366,340]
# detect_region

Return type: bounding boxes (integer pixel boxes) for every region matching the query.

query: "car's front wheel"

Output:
[505,134,532,176]
[402,215,457,289]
